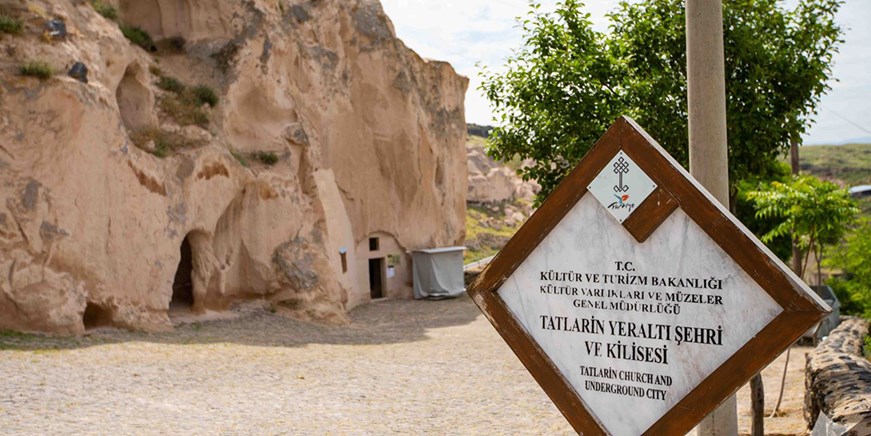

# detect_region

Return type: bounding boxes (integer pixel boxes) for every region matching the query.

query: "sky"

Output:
[380,0,871,145]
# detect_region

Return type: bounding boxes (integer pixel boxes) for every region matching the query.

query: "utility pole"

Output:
[686,0,738,435]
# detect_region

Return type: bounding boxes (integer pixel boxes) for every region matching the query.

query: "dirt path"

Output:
[0,296,811,434]
[736,345,813,435]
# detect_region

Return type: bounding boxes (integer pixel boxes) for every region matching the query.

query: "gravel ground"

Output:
[0,296,572,435]
[0,295,809,435]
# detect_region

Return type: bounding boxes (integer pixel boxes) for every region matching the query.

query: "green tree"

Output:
[735,162,793,261]
[481,0,842,203]
[480,1,624,195]
[826,220,871,317]
[745,175,858,285]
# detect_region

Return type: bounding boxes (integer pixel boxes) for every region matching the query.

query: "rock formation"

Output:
[466,136,539,207]
[463,134,538,272]
[0,0,468,334]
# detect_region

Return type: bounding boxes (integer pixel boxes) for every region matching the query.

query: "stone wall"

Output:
[805,317,871,431]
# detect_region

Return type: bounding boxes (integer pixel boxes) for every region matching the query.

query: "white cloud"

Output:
[381,0,871,145]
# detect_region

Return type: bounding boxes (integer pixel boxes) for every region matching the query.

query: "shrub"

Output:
[0,14,22,34]
[152,138,170,158]
[826,219,871,317]
[157,75,185,94]
[159,97,209,127]
[130,126,204,158]
[232,151,249,168]
[88,0,117,21]
[827,277,866,317]
[256,152,279,166]
[155,78,218,127]
[191,85,219,107]
[19,61,53,80]
[120,24,156,51]
[130,127,167,158]
[164,36,186,52]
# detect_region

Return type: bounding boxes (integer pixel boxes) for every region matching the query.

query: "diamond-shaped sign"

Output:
[467,117,829,435]
[587,151,657,223]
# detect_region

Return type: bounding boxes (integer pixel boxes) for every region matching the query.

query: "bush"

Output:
[256,152,279,166]
[120,24,156,51]
[232,151,249,168]
[164,36,186,52]
[155,77,217,127]
[828,277,866,317]
[154,78,219,126]
[191,85,219,107]
[826,219,871,318]
[157,75,185,94]
[0,14,22,34]
[130,126,204,158]
[735,163,793,261]
[19,61,53,80]
[159,97,209,128]
[152,138,170,158]
[88,0,117,21]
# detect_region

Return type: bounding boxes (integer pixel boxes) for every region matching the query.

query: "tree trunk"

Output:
[816,245,824,286]
[790,139,803,279]
[772,347,792,417]
[775,144,802,425]
[751,374,764,436]
[790,138,800,174]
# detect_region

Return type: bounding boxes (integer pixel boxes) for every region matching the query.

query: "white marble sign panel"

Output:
[498,194,783,435]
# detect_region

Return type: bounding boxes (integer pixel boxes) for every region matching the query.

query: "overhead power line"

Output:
[823,105,871,136]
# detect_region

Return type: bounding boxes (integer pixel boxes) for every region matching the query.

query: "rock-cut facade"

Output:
[0,0,468,333]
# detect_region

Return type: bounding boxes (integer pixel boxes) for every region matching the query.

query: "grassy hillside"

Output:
[465,204,523,263]
[800,143,871,186]
[800,143,871,215]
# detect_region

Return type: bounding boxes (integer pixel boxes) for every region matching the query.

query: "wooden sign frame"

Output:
[467,116,829,435]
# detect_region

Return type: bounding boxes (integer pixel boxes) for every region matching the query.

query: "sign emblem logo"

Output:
[588,150,656,223]
[613,156,630,193]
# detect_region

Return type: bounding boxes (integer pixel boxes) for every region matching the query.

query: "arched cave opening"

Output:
[116,64,152,131]
[171,234,195,312]
[82,302,113,330]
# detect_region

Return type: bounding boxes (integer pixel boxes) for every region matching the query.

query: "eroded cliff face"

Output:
[0,0,468,333]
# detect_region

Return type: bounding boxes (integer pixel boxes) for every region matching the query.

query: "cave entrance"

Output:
[369,258,385,299]
[171,235,195,312]
[116,64,152,131]
[83,302,113,330]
